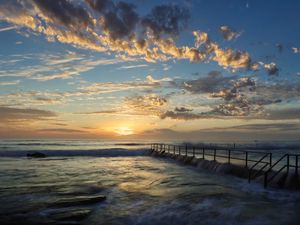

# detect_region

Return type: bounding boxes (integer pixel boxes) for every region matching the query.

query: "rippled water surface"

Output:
[0,140,300,225]
[0,156,300,225]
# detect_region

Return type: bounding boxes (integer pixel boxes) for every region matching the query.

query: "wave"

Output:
[16,143,71,146]
[0,148,149,158]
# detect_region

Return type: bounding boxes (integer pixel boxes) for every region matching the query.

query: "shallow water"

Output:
[0,154,300,225]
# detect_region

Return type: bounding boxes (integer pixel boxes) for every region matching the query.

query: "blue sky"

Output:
[0,0,300,141]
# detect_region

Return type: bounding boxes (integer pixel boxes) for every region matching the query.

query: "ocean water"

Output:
[0,140,300,225]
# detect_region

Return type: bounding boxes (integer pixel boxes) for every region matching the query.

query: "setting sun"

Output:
[115,127,134,136]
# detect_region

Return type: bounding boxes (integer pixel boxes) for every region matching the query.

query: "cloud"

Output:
[117,64,148,70]
[174,107,193,112]
[97,1,139,40]
[193,31,209,48]
[124,94,167,116]
[0,25,16,32]
[33,0,94,30]
[0,74,173,108]
[292,47,300,54]
[233,77,255,89]
[77,76,162,94]
[224,123,300,132]
[38,128,86,133]
[0,80,20,86]
[0,0,38,29]
[141,4,190,38]
[263,62,279,75]
[76,110,118,115]
[219,26,241,41]
[160,110,204,120]
[133,124,300,141]
[0,106,57,123]
[265,107,300,120]
[0,0,257,71]
[0,52,133,81]
[183,71,234,94]
[193,31,256,70]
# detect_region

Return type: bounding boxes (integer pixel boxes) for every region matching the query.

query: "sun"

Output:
[115,127,134,136]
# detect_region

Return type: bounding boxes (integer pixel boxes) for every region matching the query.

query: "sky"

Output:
[0,0,300,142]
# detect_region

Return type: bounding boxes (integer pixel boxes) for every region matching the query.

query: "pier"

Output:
[150,143,300,190]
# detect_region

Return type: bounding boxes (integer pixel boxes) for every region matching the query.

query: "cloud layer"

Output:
[0,0,257,71]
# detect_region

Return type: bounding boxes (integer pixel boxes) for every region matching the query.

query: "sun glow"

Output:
[115,127,134,136]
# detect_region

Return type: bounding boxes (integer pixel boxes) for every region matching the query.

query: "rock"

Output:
[48,208,92,221]
[49,195,106,208]
[27,152,46,158]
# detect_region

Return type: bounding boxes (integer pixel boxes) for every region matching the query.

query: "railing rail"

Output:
[150,143,300,188]
[248,153,271,183]
[263,154,299,188]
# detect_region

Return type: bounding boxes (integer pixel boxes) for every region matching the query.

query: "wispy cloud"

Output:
[117,64,149,70]
[0,52,136,81]
[38,128,86,133]
[0,25,16,32]
[0,106,57,123]
[0,80,20,86]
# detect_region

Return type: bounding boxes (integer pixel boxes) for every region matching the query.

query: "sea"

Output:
[0,139,300,225]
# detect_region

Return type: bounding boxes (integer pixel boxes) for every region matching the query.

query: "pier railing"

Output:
[150,143,299,188]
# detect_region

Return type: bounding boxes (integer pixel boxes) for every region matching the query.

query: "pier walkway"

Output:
[150,143,300,190]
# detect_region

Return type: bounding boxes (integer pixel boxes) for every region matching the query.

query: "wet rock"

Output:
[27,152,46,158]
[48,208,92,221]
[49,195,106,208]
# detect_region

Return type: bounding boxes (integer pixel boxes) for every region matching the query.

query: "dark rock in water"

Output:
[48,208,92,221]
[27,152,46,158]
[49,195,106,208]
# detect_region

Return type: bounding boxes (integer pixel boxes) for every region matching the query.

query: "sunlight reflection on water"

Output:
[0,155,299,225]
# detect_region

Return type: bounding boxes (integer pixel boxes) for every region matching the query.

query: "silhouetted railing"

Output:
[150,143,299,188]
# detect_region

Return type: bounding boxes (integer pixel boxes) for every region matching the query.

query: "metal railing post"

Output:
[202,147,205,159]
[173,145,175,155]
[185,145,188,156]
[245,152,248,168]
[287,154,290,174]
[214,149,216,161]
[296,155,299,176]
